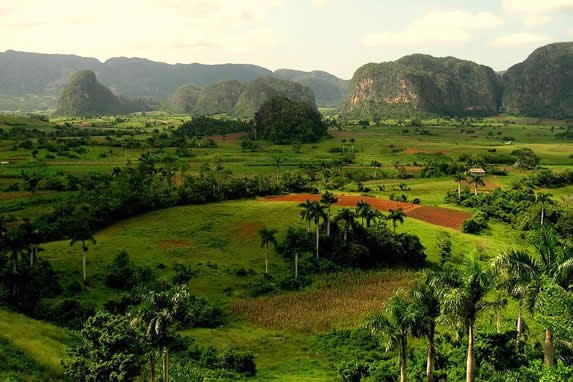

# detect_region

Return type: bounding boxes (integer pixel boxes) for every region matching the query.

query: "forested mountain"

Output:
[272,69,349,107]
[343,54,502,118]
[502,42,573,119]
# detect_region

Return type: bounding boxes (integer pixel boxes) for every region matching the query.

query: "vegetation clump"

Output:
[254,96,326,144]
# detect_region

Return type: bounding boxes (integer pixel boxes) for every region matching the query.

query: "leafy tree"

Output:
[253,96,326,144]
[62,312,143,382]
[492,226,573,367]
[436,231,452,266]
[321,191,339,236]
[434,253,493,382]
[364,292,417,382]
[258,227,278,275]
[512,148,540,169]
[388,208,406,233]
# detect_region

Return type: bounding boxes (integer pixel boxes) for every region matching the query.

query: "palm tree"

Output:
[388,208,406,232]
[365,292,417,382]
[258,227,277,275]
[69,219,96,282]
[321,191,339,236]
[355,199,370,225]
[454,173,466,200]
[536,192,552,226]
[272,156,283,181]
[434,253,493,382]
[341,138,347,153]
[309,202,326,259]
[371,160,382,178]
[491,226,573,367]
[299,200,314,233]
[349,138,355,153]
[336,208,355,242]
[138,286,188,382]
[411,277,441,382]
[468,174,485,196]
[361,205,379,227]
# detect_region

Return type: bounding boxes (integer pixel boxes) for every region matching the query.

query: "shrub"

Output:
[218,349,256,376]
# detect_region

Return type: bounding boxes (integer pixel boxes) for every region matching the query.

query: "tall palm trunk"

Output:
[400,336,407,382]
[474,183,478,196]
[82,244,87,282]
[457,182,461,200]
[162,347,168,382]
[427,328,435,382]
[315,222,320,259]
[327,206,331,236]
[294,253,298,280]
[265,246,269,274]
[306,219,311,233]
[541,204,544,226]
[496,309,501,333]
[150,352,156,382]
[544,328,554,367]
[466,322,475,382]
[516,303,523,341]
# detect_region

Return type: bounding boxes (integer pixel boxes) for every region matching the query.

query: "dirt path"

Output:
[260,194,471,230]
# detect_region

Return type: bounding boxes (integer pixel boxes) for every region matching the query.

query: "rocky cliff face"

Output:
[502,42,573,119]
[55,71,121,116]
[344,55,502,117]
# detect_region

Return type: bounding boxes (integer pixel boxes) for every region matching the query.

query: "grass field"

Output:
[0,114,571,380]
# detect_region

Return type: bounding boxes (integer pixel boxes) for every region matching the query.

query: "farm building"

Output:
[467,168,486,176]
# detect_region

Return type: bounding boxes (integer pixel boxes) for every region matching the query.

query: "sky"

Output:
[1,0,572,79]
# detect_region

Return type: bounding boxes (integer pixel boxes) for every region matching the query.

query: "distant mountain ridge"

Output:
[0,50,346,111]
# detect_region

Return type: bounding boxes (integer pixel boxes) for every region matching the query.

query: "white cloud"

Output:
[502,0,573,13]
[311,0,329,7]
[0,0,283,64]
[362,10,502,47]
[569,29,573,36]
[524,15,552,26]
[491,33,551,46]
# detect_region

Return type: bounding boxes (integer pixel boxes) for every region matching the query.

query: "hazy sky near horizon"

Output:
[1,0,572,78]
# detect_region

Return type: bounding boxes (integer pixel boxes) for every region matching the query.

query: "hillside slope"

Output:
[502,42,573,119]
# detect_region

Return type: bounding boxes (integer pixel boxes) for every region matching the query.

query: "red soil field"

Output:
[261,194,471,230]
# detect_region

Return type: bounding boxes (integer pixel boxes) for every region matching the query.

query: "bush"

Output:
[218,349,256,376]
[462,212,488,234]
